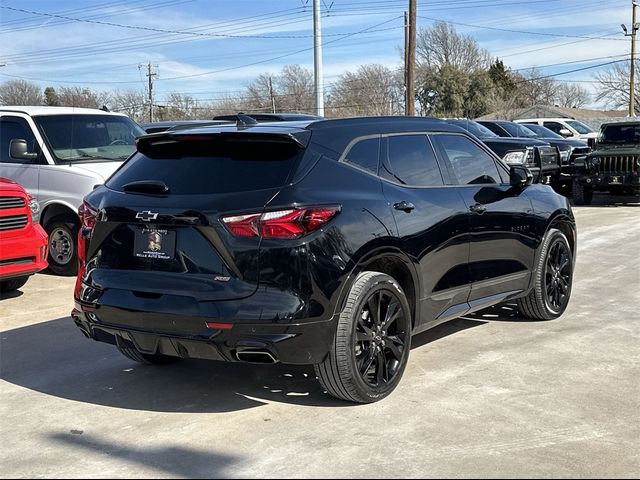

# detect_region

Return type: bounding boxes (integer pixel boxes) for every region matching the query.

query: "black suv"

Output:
[444,119,561,185]
[572,121,640,205]
[72,117,576,403]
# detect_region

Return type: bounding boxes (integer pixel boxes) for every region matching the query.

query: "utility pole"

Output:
[313,0,324,117]
[268,75,276,113]
[622,1,639,116]
[404,11,409,114]
[140,62,158,122]
[406,0,417,116]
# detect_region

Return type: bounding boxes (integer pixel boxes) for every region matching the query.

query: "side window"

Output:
[343,137,380,174]
[543,121,565,135]
[433,134,501,185]
[0,117,39,164]
[384,134,444,187]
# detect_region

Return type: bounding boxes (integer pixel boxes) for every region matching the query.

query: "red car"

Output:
[0,178,48,293]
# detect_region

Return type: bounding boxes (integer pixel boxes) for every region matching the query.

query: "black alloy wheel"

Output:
[315,271,412,403]
[543,239,572,314]
[354,289,408,388]
[517,228,573,320]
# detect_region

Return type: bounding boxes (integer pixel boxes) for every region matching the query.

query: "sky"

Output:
[0,0,632,110]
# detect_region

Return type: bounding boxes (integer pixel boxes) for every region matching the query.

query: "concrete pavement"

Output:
[1,194,638,478]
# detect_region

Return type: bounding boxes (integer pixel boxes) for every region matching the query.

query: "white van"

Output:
[0,106,145,275]
[514,117,598,147]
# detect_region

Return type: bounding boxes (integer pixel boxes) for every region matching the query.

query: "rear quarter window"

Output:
[107,138,301,194]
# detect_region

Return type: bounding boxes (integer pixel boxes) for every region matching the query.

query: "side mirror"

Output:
[510,165,533,187]
[558,128,573,137]
[9,139,38,161]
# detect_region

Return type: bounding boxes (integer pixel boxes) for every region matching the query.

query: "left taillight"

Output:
[222,206,340,239]
[78,201,97,230]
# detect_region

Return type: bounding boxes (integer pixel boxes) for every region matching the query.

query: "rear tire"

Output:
[117,345,181,365]
[315,271,412,403]
[518,228,573,320]
[45,215,79,276]
[0,276,29,293]
[572,181,592,205]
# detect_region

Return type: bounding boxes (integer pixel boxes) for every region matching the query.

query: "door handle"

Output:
[393,201,415,213]
[469,203,487,214]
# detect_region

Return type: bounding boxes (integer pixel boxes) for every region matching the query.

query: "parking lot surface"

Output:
[1,194,639,478]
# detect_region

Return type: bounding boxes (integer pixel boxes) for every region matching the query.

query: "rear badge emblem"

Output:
[214,276,231,282]
[136,210,159,221]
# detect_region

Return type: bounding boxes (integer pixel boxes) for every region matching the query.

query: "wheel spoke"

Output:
[357,317,374,337]
[385,338,403,361]
[367,293,380,327]
[356,330,371,342]
[381,301,400,330]
[358,347,376,375]
[376,350,387,384]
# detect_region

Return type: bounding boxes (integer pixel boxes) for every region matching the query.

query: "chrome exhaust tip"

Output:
[235,349,278,364]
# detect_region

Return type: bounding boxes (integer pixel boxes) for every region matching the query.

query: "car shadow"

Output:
[461,302,553,323]
[1,315,484,412]
[0,289,24,300]
[571,193,640,208]
[46,432,239,478]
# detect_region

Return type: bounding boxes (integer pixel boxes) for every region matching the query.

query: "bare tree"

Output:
[0,79,43,105]
[57,86,110,109]
[515,68,559,107]
[163,92,199,120]
[416,21,492,74]
[243,65,315,113]
[554,83,590,108]
[109,89,146,122]
[275,64,314,112]
[594,62,640,113]
[326,64,403,117]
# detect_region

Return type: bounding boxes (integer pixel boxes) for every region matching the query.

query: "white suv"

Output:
[0,106,145,275]
[515,118,598,147]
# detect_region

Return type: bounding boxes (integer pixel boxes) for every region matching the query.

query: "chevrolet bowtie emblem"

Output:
[136,210,158,221]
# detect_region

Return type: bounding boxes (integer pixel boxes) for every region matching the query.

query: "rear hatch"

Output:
[83,128,309,302]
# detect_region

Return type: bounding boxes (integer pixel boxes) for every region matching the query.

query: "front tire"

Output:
[0,276,29,293]
[45,215,79,276]
[315,271,412,403]
[572,181,592,205]
[518,229,573,320]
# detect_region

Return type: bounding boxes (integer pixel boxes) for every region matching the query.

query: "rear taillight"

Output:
[222,206,340,239]
[78,201,97,230]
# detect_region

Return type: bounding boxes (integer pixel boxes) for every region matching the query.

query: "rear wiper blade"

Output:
[122,180,170,195]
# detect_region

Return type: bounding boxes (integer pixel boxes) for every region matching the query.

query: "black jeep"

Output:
[572,121,640,205]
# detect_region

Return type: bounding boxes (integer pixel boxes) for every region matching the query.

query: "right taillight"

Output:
[222,206,340,239]
[78,201,97,230]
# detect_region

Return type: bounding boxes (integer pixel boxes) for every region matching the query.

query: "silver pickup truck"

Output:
[0,106,145,275]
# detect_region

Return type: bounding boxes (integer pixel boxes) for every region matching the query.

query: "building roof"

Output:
[477,104,627,121]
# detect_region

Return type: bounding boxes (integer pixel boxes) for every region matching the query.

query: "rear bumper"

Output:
[0,224,48,280]
[71,301,338,365]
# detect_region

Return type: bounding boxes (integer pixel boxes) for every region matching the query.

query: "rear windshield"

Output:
[106,138,302,194]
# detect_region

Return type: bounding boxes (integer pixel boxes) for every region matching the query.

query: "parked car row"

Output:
[2,106,635,403]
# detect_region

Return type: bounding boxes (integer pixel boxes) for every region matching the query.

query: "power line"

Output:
[417,15,627,42]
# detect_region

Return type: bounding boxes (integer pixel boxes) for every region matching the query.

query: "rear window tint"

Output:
[107,139,301,194]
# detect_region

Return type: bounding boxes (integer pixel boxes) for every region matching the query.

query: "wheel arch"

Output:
[335,245,420,328]
[41,201,78,228]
